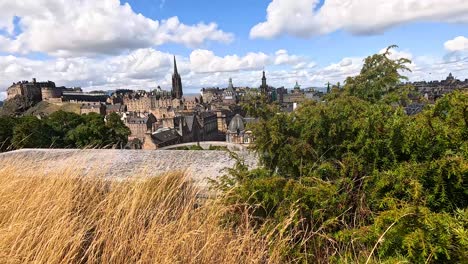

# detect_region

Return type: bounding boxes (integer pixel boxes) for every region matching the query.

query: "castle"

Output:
[6,78,107,104]
[7,78,61,103]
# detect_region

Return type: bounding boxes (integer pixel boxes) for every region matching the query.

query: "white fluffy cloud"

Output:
[1,46,467,98]
[0,0,233,57]
[0,49,188,93]
[251,0,468,39]
[444,36,468,52]
[190,50,270,73]
[274,49,303,65]
[0,47,313,93]
[190,49,309,73]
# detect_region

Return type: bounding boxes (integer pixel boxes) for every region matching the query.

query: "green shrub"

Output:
[215,46,468,263]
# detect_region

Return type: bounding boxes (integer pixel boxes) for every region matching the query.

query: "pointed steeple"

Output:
[173,56,178,75]
[172,55,183,99]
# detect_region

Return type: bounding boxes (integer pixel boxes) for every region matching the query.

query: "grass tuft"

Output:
[0,162,285,264]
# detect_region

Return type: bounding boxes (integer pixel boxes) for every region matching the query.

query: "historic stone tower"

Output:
[172,56,183,99]
[260,70,268,95]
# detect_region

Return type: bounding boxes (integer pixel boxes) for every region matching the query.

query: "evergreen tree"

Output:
[216,46,468,263]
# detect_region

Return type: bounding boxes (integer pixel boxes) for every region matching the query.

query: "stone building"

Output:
[7,78,55,102]
[201,87,223,103]
[124,95,151,112]
[260,71,268,95]
[222,78,237,105]
[226,114,254,145]
[406,73,468,102]
[41,85,63,101]
[200,111,219,140]
[61,91,108,103]
[6,78,109,105]
[121,58,200,113]
[183,95,201,111]
[124,113,158,141]
[80,103,106,115]
[282,82,306,110]
[105,104,126,115]
[215,108,236,135]
[176,114,201,143]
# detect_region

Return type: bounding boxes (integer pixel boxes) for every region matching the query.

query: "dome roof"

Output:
[294,81,301,89]
[228,114,245,133]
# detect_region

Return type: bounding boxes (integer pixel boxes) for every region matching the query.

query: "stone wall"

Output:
[0,149,258,188]
[41,87,62,101]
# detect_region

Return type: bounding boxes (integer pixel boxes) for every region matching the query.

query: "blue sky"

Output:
[0,0,468,99]
[128,0,466,63]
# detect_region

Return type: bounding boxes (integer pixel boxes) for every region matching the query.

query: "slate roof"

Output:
[228,114,245,133]
[152,128,181,144]
[185,115,195,132]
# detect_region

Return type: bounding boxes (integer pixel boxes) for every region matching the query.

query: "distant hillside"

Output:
[24,101,81,116]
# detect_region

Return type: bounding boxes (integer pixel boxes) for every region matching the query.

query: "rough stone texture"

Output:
[0,149,258,187]
[159,141,248,151]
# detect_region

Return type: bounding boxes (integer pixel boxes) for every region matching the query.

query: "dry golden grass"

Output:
[0,162,294,264]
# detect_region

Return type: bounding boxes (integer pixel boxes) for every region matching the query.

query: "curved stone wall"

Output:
[0,149,258,188]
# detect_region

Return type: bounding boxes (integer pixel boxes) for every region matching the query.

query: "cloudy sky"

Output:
[1,0,468,100]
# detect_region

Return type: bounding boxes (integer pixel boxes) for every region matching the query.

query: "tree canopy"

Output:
[217,46,468,263]
[1,111,130,152]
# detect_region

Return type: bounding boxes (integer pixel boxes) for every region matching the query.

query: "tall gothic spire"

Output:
[173,56,178,75]
[172,56,183,99]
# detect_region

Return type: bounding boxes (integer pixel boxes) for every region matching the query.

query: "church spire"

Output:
[172,55,183,99]
[173,56,178,75]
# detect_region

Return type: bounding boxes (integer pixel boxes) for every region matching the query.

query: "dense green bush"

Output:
[217,47,468,263]
[0,111,130,151]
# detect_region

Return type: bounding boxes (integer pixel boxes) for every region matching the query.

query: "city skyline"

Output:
[1,0,468,100]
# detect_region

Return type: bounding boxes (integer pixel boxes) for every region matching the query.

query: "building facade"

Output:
[226,114,254,145]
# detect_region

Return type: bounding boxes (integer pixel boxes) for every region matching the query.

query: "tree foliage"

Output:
[217,47,468,263]
[0,116,17,152]
[1,111,130,152]
[344,45,412,103]
[12,116,54,149]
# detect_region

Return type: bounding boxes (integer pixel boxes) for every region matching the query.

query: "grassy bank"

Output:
[0,163,290,264]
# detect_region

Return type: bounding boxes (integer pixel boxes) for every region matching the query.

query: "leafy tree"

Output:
[105,112,131,148]
[241,93,279,120]
[217,46,468,263]
[66,113,130,149]
[12,116,54,149]
[47,111,84,147]
[66,113,109,148]
[344,45,412,103]
[0,116,16,152]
